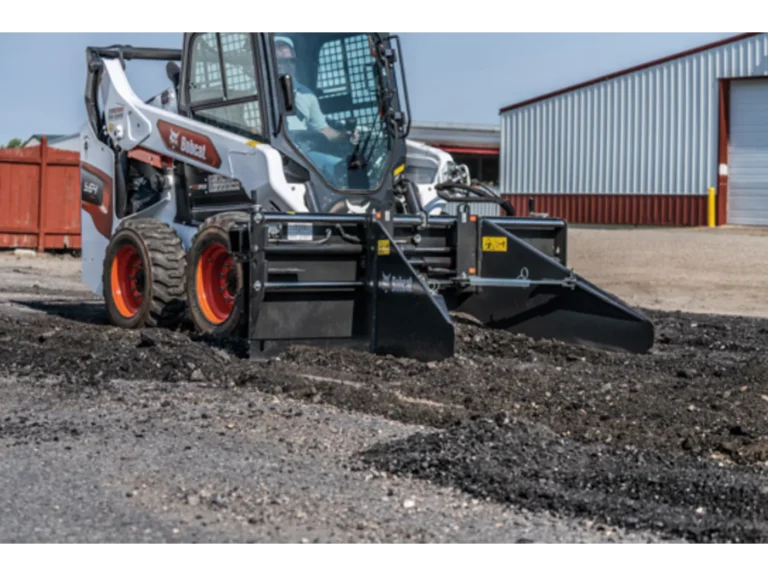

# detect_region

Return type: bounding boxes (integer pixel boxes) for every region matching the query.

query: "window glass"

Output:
[189,33,262,136]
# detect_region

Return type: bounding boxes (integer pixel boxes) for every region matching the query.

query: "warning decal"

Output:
[482,236,508,252]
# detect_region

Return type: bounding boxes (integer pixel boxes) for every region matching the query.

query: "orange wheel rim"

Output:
[111,244,144,318]
[196,242,236,324]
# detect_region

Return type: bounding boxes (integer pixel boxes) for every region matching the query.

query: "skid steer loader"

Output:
[79,32,654,362]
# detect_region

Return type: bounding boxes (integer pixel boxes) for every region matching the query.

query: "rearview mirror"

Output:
[279,74,295,113]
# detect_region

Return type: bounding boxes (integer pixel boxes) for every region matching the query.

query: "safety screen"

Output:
[316,35,390,190]
[316,35,381,132]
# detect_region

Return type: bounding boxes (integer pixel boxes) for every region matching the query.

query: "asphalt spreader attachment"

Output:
[226,205,655,362]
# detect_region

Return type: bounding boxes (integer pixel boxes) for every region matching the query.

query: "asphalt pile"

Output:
[358,415,768,543]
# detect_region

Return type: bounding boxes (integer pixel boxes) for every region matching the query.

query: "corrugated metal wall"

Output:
[500,34,768,224]
[441,200,502,217]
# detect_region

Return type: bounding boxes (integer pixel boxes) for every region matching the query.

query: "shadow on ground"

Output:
[11,301,110,326]
[10,299,251,359]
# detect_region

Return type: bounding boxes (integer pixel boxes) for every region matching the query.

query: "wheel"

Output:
[186,212,249,336]
[102,218,187,329]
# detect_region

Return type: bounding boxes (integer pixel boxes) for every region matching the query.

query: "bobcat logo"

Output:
[168,128,180,148]
[157,120,222,169]
[168,127,207,161]
[345,199,370,214]
[381,273,413,293]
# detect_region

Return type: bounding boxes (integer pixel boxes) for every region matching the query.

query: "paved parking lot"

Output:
[568,225,768,318]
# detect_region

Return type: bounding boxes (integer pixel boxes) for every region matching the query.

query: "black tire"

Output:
[102,218,187,329]
[186,212,249,337]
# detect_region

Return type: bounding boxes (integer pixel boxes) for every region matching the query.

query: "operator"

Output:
[274,35,360,184]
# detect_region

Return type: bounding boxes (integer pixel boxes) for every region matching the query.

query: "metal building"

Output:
[499,33,768,226]
[409,122,500,188]
[407,122,501,216]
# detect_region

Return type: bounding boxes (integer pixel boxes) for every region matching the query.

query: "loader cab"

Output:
[177,32,410,213]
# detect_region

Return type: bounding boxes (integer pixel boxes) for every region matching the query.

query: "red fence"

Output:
[0,136,81,251]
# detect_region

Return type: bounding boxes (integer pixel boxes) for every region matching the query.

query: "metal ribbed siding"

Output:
[441,201,502,217]
[500,34,768,207]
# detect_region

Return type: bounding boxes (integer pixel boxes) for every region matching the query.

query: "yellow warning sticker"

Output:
[482,236,508,252]
[377,239,390,256]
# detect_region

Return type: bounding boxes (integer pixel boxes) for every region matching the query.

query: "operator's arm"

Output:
[306,93,354,142]
[321,125,344,140]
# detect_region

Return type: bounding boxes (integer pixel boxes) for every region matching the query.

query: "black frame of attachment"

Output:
[227,201,654,362]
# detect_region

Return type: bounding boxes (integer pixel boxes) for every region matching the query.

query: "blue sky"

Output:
[0,32,736,146]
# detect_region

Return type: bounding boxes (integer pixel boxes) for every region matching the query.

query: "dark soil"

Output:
[358,416,768,543]
[3,304,768,542]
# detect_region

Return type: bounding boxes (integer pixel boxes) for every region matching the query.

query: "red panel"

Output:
[717,79,730,226]
[0,137,82,251]
[47,147,80,166]
[0,234,37,249]
[0,163,40,237]
[44,234,81,249]
[502,193,708,226]
[0,146,41,164]
[0,233,80,250]
[438,146,499,156]
[44,165,81,235]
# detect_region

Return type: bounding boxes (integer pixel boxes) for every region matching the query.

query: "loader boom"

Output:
[79,33,655,361]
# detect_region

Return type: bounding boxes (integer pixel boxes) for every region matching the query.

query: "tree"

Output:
[6,138,22,148]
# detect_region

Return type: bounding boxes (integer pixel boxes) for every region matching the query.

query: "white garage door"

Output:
[728,80,768,225]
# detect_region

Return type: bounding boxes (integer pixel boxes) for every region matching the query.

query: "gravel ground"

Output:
[1,225,767,543]
[0,253,652,543]
[5,372,619,544]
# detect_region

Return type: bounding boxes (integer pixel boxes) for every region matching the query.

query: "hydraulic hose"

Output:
[389,176,425,215]
[434,182,516,216]
[403,178,424,214]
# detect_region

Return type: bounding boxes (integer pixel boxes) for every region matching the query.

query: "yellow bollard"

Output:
[708,187,716,227]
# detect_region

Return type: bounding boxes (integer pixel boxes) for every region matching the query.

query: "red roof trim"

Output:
[439,146,499,155]
[499,33,762,114]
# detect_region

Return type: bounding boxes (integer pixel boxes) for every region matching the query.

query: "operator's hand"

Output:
[348,127,360,147]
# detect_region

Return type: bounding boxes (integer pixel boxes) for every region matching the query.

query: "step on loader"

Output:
[79,33,654,362]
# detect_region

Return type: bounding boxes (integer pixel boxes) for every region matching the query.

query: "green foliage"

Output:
[5,138,22,148]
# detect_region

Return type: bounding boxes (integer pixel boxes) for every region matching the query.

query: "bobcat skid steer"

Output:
[79,33,654,362]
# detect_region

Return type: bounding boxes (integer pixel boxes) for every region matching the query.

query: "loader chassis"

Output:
[79,33,655,361]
